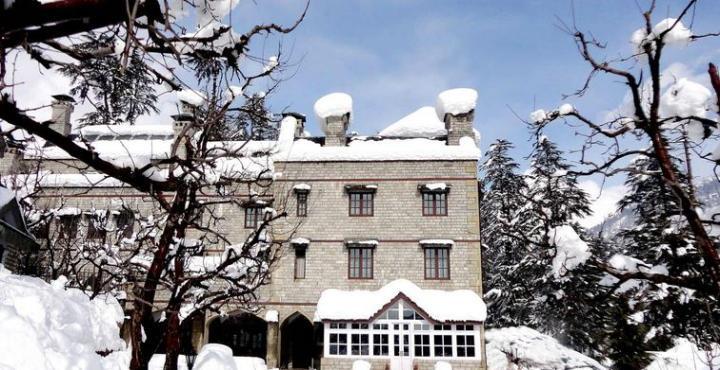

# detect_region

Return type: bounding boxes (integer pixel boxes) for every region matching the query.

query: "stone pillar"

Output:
[49,94,75,136]
[266,321,279,368]
[444,110,474,145]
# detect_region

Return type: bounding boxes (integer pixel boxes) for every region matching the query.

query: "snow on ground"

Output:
[314,279,486,322]
[645,339,720,370]
[0,264,125,370]
[486,327,606,370]
[147,345,267,370]
[351,360,371,370]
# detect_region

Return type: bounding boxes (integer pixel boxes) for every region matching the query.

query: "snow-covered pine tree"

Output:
[60,33,159,125]
[520,135,601,350]
[479,139,532,327]
[612,155,719,354]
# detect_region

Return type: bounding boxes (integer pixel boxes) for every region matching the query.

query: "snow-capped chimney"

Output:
[172,113,194,159]
[49,94,75,136]
[282,112,307,138]
[436,88,477,145]
[314,93,352,147]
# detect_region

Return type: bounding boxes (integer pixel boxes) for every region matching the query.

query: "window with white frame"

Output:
[323,300,480,360]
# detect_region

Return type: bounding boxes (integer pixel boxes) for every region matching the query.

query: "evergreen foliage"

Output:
[59,34,159,125]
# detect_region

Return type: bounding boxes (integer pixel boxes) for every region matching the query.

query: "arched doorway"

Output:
[208,313,267,359]
[280,312,314,369]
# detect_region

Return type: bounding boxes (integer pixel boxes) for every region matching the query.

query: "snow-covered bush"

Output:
[351,360,371,370]
[486,327,605,370]
[0,265,125,370]
[645,339,720,370]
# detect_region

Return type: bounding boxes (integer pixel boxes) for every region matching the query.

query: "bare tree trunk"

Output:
[648,128,720,293]
[162,302,182,370]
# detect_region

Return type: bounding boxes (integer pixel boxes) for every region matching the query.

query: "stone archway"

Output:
[280,312,314,369]
[208,313,267,359]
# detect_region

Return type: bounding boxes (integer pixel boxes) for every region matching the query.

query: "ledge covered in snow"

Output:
[314,279,486,323]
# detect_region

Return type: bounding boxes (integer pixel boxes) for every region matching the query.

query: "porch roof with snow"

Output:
[314,279,486,324]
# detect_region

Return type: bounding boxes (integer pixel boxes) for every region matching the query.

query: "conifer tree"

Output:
[60,33,159,126]
[479,139,531,327]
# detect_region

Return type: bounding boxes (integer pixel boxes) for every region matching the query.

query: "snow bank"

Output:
[193,344,238,370]
[380,106,446,138]
[314,92,352,131]
[264,310,279,323]
[548,225,591,278]
[645,338,720,370]
[434,361,452,370]
[0,268,125,370]
[314,279,486,323]
[280,137,480,162]
[435,88,478,120]
[486,327,605,370]
[352,360,371,370]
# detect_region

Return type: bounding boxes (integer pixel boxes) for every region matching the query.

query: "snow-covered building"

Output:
[1,89,486,370]
[0,185,39,273]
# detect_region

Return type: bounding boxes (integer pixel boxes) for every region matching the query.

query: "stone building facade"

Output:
[1,90,486,370]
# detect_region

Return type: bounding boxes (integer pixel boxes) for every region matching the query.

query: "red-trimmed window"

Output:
[348,247,373,279]
[422,192,447,216]
[424,248,450,279]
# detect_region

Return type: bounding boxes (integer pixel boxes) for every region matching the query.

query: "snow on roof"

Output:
[39,173,129,188]
[314,92,352,133]
[379,106,446,138]
[292,183,311,191]
[486,327,605,370]
[314,279,486,323]
[78,124,174,138]
[290,237,310,245]
[279,137,480,162]
[435,88,477,120]
[548,225,591,278]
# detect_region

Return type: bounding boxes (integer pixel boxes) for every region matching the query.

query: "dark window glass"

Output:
[295,248,306,279]
[349,248,373,279]
[58,215,80,240]
[350,333,369,355]
[413,334,430,357]
[349,192,374,216]
[372,334,389,356]
[244,207,263,228]
[116,210,135,239]
[296,193,308,217]
[434,334,453,357]
[422,192,447,216]
[87,215,106,241]
[329,333,347,355]
[457,335,475,357]
[425,248,450,279]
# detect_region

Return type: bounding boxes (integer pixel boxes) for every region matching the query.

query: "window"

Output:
[350,333,369,355]
[115,210,134,239]
[349,248,373,279]
[87,215,106,242]
[244,207,263,228]
[456,334,476,357]
[425,248,450,279]
[0,244,5,264]
[329,333,347,355]
[294,248,306,279]
[422,192,447,216]
[349,192,374,216]
[434,334,453,357]
[296,192,308,217]
[413,334,430,357]
[58,215,80,240]
[373,334,389,356]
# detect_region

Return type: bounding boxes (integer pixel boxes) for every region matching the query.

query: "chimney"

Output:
[50,94,75,136]
[282,112,307,138]
[172,113,194,159]
[436,88,478,145]
[444,111,475,145]
[314,93,352,147]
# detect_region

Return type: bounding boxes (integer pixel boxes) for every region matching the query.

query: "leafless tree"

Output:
[532,0,720,296]
[0,1,308,369]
